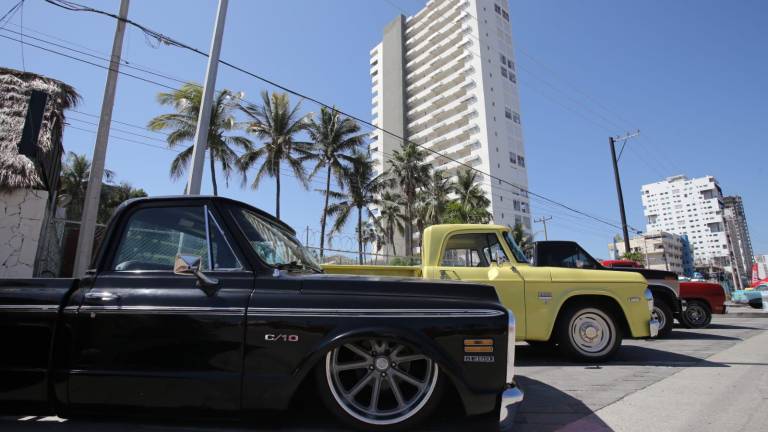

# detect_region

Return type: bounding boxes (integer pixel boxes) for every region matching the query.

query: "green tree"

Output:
[98,182,147,223]
[511,223,532,257]
[58,152,114,221]
[417,170,454,229]
[388,142,431,256]
[376,190,405,257]
[148,83,252,195]
[305,107,366,258]
[623,250,645,263]
[326,151,386,264]
[237,91,312,220]
[451,168,492,223]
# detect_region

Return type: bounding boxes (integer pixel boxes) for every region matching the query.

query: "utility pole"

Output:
[609,130,640,254]
[186,0,229,195]
[305,226,310,246]
[72,0,129,278]
[534,216,552,240]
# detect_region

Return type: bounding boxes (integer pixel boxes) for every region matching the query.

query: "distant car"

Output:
[677,281,727,328]
[732,284,768,308]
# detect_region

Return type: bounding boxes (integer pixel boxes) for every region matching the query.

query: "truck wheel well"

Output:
[649,286,677,312]
[553,295,630,340]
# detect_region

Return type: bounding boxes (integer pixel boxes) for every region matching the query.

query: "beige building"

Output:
[608,231,688,275]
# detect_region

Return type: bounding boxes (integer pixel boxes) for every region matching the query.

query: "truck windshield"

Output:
[503,231,530,264]
[232,208,321,272]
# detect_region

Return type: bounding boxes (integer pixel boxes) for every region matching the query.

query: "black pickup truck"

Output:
[0,196,522,431]
[531,240,682,338]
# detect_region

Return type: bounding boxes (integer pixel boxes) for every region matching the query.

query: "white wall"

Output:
[0,189,48,277]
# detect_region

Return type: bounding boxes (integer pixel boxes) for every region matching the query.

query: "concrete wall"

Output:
[0,189,48,277]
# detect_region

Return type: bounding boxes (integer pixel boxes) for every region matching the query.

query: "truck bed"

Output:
[321,264,422,278]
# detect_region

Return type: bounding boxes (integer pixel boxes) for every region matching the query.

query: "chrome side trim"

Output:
[505,308,516,384]
[0,304,59,312]
[247,308,506,318]
[204,205,213,271]
[78,305,245,315]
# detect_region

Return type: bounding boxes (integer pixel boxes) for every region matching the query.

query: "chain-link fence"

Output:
[35,218,106,277]
[306,246,418,266]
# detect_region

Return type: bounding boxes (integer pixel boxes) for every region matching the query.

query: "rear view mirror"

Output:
[174,254,220,292]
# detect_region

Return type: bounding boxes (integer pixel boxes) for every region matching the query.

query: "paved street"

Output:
[2,316,767,432]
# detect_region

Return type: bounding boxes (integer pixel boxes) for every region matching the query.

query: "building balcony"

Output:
[406,20,462,64]
[406,52,471,93]
[406,61,473,105]
[405,0,461,42]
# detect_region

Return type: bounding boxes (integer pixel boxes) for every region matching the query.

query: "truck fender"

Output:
[545,291,630,341]
[291,326,460,385]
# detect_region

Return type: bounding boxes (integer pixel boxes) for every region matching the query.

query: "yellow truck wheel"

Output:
[557,304,623,362]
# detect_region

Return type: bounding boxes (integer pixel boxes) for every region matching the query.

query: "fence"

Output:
[35,218,106,277]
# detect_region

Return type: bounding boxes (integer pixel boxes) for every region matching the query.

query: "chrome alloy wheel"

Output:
[569,310,614,355]
[652,305,667,330]
[325,339,439,426]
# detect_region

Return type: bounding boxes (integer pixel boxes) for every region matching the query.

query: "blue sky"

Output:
[2,0,765,258]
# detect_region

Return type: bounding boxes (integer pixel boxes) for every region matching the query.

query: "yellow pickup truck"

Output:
[323,224,659,362]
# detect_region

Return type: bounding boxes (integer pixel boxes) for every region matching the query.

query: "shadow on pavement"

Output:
[664,330,742,341]
[513,376,612,432]
[705,323,763,330]
[516,343,728,368]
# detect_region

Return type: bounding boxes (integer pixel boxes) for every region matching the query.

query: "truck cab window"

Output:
[441,233,508,267]
[112,206,240,272]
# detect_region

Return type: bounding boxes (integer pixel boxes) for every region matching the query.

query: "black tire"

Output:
[527,340,557,353]
[557,303,623,362]
[652,298,674,338]
[680,300,712,329]
[315,338,444,431]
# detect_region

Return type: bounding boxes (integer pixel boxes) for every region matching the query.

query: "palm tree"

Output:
[453,168,492,223]
[420,170,453,226]
[388,142,431,256]
[305,106,366,258]
[326,151,386,264]
[237,91,312,220]
[511,223,532,257]
[148,83,252,195]
[377,190,405,257]
[58,152,114,221]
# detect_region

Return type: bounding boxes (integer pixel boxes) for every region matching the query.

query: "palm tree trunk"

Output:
[405,201,413,257]
[389,231,396,257]
[319,165,331,259]
[209,147,218,196]
[357,207,363,265]
[275,161,281,220]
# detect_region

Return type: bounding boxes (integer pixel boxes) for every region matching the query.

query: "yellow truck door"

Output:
[428,231,526,339]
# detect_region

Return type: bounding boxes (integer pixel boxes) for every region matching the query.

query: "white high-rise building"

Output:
[723,195,753,287]
[641,175,743,287]
[369,0,530,250]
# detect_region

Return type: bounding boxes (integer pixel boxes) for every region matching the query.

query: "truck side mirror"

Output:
[174,254,220,292]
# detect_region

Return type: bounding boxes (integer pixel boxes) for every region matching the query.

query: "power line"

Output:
[40,0,635,234]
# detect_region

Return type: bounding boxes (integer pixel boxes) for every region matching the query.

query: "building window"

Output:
[512,112,521,124]
[508,59,514,70]
[494,4,501,14]
[517,155,525,167]
[505,107,512,119]
[500,54,507,64]
[513,200,521,211]
[508,73,517,83]
[501,67,508,78]
[502,10,509,21]
[509,152,516,164]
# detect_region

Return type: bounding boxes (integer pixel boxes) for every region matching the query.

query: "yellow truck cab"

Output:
[323,224,659,362]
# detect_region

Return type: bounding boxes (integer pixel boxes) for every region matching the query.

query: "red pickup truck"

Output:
[678,281,726,328]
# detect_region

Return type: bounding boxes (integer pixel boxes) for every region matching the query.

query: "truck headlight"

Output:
[506,309,516,384]
[644,288,654,312]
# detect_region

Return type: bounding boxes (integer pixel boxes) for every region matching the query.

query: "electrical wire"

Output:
[39,0,635,234]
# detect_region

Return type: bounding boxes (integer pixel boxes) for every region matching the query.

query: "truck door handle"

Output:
[85,291,121,301]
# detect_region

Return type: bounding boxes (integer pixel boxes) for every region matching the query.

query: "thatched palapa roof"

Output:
[0,67,79,191]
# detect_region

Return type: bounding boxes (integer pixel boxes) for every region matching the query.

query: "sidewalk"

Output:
[558,328,768,432]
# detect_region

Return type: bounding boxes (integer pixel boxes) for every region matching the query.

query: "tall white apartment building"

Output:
[723,195,754,287]
[369,0,530,241]
[641,175,741,284]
